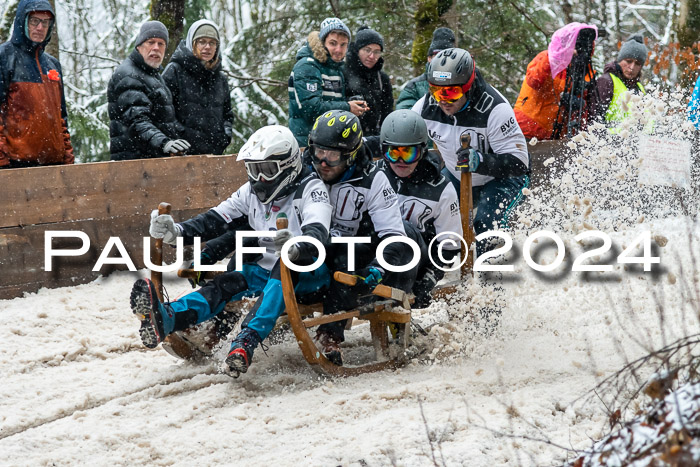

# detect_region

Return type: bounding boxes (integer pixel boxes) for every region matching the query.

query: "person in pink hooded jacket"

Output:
[514,23,598,140]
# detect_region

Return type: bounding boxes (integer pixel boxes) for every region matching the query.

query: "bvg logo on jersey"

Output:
[449,201,459,215]
[500,117,517,137]
[382,187,398,205]
[310,190,329,204]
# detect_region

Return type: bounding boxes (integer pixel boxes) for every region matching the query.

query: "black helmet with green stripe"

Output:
[308,110,363,168]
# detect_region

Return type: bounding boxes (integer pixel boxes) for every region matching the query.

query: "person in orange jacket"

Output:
[0,0,74,168]
[514,23,598,140]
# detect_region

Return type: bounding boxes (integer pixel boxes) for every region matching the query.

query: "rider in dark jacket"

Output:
[162,20,233,155]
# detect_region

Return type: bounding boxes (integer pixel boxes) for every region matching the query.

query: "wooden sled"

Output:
[150,211,414,376]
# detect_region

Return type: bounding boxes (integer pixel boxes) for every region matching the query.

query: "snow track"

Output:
[2,220,697,466]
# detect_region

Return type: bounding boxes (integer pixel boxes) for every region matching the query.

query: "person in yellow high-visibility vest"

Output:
[591,35,648,124]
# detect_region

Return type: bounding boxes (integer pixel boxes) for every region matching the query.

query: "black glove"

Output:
[455,146,482,173]
[413,270,438,309]
[188,250,216,288]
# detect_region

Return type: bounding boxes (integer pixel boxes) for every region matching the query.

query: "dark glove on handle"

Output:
[455,147,482,173]
[359,266,384,287]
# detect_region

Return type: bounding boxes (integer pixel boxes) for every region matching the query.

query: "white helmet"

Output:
[237,125,302,204]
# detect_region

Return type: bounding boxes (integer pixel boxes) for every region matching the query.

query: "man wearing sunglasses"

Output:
[0,0,74,168]
[130,125,333,377]
[412,48,529,256]
[376,110,462,308]
[306,110,415,364]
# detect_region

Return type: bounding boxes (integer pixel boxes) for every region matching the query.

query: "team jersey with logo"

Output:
[178,172,331,271]
[327,163,406,239]
[376,159,462,255]
[412,78,529,187]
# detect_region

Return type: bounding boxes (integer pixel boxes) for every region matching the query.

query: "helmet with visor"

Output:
[237,125,302,204]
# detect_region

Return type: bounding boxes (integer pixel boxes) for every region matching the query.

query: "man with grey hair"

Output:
[108,20,190,160]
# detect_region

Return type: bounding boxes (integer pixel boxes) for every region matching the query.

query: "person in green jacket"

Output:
[395,27,456,111]
[288,17,367,147]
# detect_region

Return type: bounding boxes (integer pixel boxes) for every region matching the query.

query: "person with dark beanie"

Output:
[344,26,393,136]
[396,27,456,110]
[590,34,648,124]
[108,20,189,160]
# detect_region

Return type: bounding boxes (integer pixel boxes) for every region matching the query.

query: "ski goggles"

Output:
[310,146,347,167]
[429,84,471,103]
[384,145,421,164]
[244,153,297,181]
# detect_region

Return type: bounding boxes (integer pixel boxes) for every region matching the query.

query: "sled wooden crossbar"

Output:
[273,216,411,376]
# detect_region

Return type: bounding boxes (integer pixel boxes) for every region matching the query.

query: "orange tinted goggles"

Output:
[384,145,421,164]
[429,84,469,103]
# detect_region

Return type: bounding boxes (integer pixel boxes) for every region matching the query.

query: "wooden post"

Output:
[460,134,475,276]
[151,202,171,302]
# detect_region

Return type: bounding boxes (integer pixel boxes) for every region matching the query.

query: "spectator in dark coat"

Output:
[288,17,367,147]
[162,20,233,155]
[0,0,74,168]
[344,26,393,136]
[108,20,190,160]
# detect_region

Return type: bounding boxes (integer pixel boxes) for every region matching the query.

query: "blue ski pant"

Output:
[167,261,330,341]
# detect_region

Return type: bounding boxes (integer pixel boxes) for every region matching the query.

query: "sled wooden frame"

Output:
[151,211,413,376]
[280,267,412,377]
[275,216,413,376]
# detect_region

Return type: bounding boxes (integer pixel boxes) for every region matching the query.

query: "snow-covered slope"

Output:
[1,91,698,465]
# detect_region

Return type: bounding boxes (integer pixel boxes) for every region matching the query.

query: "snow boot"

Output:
[225,327,262,375]
[315,329,343,366]
[130,278,174,349]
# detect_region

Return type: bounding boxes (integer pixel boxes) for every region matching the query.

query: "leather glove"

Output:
[413,270,438,309]
[188,250,216,288]
[274,228,300,261]
[359,266,384,287]
[455,147,482,172]
[149,210,181,245]
[163,139,191,155]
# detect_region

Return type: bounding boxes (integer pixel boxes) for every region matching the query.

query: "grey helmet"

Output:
[427,47,476,89]
[380,110,429,147]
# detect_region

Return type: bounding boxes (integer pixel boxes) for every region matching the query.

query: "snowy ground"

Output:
[2,96,699,465]
[1,214,697,466]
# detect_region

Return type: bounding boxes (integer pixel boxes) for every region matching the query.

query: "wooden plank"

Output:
[0,155,247,228]
[0,155,249,300]
[0,209,206,300]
